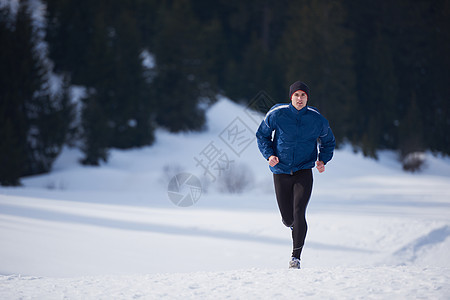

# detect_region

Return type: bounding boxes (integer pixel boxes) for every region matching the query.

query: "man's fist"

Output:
[316,161,325,173]
[268,156,279,167]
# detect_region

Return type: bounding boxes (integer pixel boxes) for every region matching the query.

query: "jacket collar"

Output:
[289,103,308,115]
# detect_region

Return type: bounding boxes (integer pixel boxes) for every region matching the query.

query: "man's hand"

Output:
[316,161,325,173]
[268,155,279,167]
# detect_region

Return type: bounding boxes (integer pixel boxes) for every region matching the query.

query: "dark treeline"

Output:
[1,0,449,185]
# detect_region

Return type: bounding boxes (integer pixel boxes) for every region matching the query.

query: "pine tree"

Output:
[398,93,423,157]
[0,1,73,185]
[278,0,357,145]
[151,0,218,132]
[78,4,113,165]
[46,0,157,164]
[358,27,399,157]
[429,0,450,155]
[0,5,27,185]
[106,8,155,149]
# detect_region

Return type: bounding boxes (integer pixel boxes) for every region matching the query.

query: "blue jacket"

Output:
[256,103,336,174]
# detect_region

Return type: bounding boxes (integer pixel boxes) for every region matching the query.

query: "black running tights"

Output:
[273,169,313,259]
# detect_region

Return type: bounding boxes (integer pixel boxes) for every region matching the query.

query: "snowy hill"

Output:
[1,97,450,299]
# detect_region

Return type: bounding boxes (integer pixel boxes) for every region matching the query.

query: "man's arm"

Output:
[256,116,276,161]
[318,119,336,166]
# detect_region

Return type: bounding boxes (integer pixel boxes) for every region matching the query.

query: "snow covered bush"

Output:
[160,164,185,185]
[402,152,425,172]
[217,163,254,194]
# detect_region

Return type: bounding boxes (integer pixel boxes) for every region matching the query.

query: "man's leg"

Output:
[273,173,294,228]
[291,169,313,259]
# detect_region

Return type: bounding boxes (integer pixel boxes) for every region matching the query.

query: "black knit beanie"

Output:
[289,81,310,100]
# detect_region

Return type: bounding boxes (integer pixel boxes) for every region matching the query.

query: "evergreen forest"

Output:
[1,0,449,185]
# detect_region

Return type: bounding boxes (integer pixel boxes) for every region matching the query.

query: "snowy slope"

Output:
[1,97,450,299]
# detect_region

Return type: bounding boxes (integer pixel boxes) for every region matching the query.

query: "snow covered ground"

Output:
[1,98,450,299]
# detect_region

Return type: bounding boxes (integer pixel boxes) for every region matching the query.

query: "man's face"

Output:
[291,90,308,110]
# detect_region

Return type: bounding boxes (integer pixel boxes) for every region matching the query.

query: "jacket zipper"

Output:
[291,116,300,175]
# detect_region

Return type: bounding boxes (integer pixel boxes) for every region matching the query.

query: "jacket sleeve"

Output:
[318,119,336,164]
[256,113,276,160]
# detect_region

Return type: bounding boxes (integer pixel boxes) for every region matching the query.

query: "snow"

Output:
[140,49,156,70]
[2,267,448,299]
[1,97,450,299]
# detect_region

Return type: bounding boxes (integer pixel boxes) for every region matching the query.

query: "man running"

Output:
[256,81,336,269]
